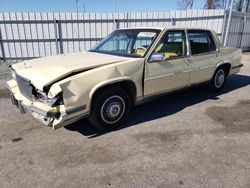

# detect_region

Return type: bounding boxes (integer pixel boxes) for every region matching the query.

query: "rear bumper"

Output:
[7,79,88,129]
[230,63,243,74]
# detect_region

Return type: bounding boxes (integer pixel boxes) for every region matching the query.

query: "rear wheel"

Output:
[207,68,227,92]
[89,87,131,130]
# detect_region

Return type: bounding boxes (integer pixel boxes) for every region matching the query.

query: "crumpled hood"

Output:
[12,52,131,91]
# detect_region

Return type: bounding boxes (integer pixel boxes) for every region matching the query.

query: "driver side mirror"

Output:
[148,53,165,63]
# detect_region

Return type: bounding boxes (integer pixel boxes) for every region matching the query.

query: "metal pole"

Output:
[114,0,117,13]
[0,29,6,62]
[223,0,234,47]
[76,0,79,14]
[53,19,60,54]
[243,0,247,12]
[239,15,246,48]
[57,21,64,54]
[113,0,117,30]
[83,0,86,12]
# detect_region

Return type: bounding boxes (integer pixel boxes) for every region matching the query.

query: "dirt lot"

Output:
[0,54,250,188]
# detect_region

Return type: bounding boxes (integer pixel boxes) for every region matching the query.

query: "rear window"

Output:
[188,30,217,55]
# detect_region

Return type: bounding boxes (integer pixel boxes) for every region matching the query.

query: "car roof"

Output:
[117,26,213,32]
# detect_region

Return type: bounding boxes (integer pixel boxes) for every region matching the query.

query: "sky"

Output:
[0,0,205,12]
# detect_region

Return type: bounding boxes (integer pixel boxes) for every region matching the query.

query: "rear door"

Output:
[187,30,219,85]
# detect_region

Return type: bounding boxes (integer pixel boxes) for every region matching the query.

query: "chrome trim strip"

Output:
[66,105,86,115]
[145,73,175,81]
[183,70,192,73]
[190,50,219,57]
[185,29,191,57]
[199,65,215,70]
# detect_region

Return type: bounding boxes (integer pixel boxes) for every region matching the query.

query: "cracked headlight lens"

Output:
[46,96,61,106]
[11,70,16,80]
[37,91,63,107]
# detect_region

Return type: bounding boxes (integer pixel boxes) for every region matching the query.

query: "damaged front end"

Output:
[7,70,69,129]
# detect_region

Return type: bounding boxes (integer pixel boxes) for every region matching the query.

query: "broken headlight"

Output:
[11,70,16,80]
[44,95,61,106]
[37,91,63,107]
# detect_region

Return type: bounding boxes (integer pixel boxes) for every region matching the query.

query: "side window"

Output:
[134,32,155,49]
[154,30,187,59]
[133,32,157,56]
[188,30,216,55]
[206,31,217,52]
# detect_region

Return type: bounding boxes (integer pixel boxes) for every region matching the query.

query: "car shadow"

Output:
[64,74,250,138]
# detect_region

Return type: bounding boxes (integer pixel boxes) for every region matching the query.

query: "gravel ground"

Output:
[0,53,250,188]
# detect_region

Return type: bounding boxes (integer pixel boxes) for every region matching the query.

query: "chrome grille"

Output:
[16,74,35,100]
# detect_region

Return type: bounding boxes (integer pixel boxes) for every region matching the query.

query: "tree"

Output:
[235,0,250,11]
[177,0,195,10]
[237,0,243,11]
[204,0,249,11]
[204,0,228,9]
[247,0,250,12]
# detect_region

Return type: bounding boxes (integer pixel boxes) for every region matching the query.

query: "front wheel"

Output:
[206,68,227,92]
[89,87,131,130]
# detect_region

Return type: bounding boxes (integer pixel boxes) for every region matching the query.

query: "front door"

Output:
[144,30,191,97]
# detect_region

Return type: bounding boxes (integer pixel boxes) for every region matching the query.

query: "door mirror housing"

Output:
[148,53,165,63]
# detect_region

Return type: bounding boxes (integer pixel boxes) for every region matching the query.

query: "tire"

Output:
[89,87,131,130]
[206,67,227,92]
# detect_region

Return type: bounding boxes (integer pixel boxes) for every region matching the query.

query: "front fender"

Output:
[48,84,63,98]
[52,60,144,114]
[89,77,136,103]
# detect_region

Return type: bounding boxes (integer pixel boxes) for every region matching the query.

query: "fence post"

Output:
[239,15,246,49]
[53,19,64,54]
[126,13,129,28]
[0,29,6,62]
[57,20,64,54]
[115,19,120,29]
[221,12,228,44]
[171,18,176,26]
[53,19,60,54]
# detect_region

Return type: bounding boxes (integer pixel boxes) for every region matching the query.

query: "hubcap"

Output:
[215,69,225,88]
[101,95,125,124]
[109,104,121,118]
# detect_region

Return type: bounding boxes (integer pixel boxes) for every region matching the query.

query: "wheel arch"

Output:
[216,61,231,76]
[89,78,137,110]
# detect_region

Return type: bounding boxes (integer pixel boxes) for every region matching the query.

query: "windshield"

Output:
[90,29,161,57]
